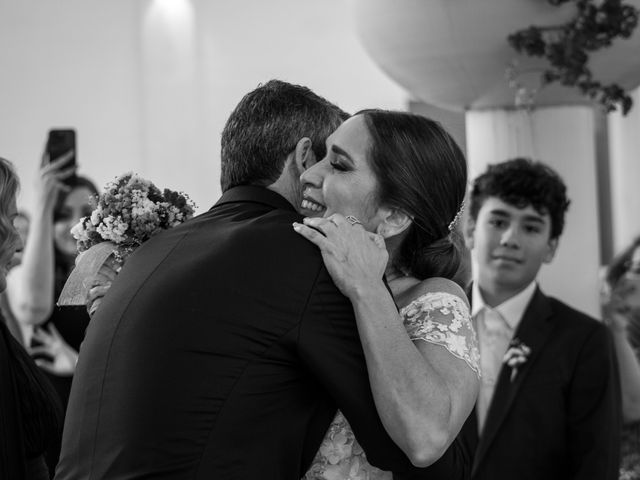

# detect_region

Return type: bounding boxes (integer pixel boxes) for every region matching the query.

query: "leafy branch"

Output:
[508,0,639,114]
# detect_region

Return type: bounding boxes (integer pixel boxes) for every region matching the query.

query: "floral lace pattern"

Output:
[303,411,390,480]
[400,291,480,376]
[303,291,479,479]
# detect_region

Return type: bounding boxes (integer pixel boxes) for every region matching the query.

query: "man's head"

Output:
[220,80,349,203]
[465,158,571,299]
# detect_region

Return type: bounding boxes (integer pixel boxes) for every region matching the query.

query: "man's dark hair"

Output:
[468,157,571,239]
[220,80,349,192]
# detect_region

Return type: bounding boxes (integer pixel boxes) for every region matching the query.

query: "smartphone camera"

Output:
[45,128,77,183]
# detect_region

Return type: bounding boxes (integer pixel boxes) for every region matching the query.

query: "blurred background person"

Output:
[0,156,63,480]
[602,236,640,478]
[0,209,30,344]
[5,147,98,475]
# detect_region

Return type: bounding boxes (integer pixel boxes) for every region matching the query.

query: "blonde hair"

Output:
[0,158,20,258]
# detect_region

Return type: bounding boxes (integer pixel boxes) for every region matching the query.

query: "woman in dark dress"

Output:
[602,237,640,479]
[5,149,97,474]
[0,156,62,480]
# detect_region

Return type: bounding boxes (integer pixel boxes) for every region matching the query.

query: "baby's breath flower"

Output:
[71,172,196,254]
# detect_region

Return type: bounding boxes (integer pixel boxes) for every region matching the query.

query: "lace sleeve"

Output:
[400,291,480,376]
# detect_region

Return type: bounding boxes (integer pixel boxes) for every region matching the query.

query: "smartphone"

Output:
[45,128,77,168]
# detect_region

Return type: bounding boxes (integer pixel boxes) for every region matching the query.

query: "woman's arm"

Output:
[294,215,479,467]
[6,152,75,326]
[350,280,478,467]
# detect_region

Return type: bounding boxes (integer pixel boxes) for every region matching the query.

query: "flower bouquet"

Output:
[57,172,195,306]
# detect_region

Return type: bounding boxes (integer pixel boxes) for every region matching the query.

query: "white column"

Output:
[607,86,640,255]
[466,106,601,317]
[138,0,206,202]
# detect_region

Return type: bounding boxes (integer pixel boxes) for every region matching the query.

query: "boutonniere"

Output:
[503,338,531,382]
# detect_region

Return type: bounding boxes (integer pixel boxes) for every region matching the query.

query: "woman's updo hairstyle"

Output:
[358,109,467,280]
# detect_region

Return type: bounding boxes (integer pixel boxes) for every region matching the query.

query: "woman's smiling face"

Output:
[54,186,95,256]
[299,115,387,232]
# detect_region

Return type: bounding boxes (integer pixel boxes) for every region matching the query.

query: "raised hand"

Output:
[29,323,78,376]
[293,213,388,299]
[37,149,76,212]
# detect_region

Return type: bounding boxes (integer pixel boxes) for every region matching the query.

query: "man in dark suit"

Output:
[55,80,469,479]
[460,158,621,480]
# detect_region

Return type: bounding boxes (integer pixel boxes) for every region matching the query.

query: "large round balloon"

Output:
[354,0,640,111]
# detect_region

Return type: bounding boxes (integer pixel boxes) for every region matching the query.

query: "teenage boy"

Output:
[460,158,621,480]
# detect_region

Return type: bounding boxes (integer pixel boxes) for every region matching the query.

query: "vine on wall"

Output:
[508,0,639,114]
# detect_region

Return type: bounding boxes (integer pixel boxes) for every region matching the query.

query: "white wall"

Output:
[0,0,407,214]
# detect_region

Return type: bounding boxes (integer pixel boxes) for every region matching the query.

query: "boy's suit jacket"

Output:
[55,186,469,480]
[461,285,621,480]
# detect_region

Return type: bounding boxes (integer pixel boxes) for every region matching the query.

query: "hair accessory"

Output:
[346,215,361,226]
[448,200,465,232]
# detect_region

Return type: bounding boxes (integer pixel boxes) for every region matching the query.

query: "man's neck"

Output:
[266,158,301,210]
[266,183,297,209]
[477,281,533,308]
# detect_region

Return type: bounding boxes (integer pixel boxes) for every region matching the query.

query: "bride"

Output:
[294,109,480,479]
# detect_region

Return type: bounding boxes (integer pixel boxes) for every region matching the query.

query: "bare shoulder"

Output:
[400,277,469,310]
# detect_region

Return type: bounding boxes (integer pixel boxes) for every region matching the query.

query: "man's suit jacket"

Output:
[55,186,469,480]
[460,286,621,480]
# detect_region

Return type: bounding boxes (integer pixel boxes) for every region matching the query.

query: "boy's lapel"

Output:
[471,287,555,476]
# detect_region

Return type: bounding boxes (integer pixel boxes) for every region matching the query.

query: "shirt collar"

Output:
[472,281,537,330]
[212,185,296,213]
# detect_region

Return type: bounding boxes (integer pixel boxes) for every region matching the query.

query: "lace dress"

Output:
[303,292,480,480]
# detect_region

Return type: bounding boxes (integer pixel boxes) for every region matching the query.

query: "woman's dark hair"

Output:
[605,236,640,289]
[358,110,467,280]
[53,175,99,290]
[0,158,21,258]
[605,237,640,351]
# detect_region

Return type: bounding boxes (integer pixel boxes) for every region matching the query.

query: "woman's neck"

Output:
[385,265,421,304]
[385,265,405,282]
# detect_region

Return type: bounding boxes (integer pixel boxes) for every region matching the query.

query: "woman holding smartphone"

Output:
[5,142,98,475]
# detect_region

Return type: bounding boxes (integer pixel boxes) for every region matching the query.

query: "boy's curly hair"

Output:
[468,158,571,239]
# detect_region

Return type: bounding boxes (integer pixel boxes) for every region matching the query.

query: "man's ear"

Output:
[464,217,476,250]
[544,237,559,264]
[293,137,315,173]
[376,209,412,239]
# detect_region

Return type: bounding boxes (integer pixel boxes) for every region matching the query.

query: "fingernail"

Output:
[292,222,301,230]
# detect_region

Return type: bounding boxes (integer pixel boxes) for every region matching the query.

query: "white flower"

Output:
[96,216,129,244]
[70,219,88,241]
[90,207,102,226]
[503,338,531,382]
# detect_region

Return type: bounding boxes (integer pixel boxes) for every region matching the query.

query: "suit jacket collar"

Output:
[469,285,555,477]
[212,185,297,213]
